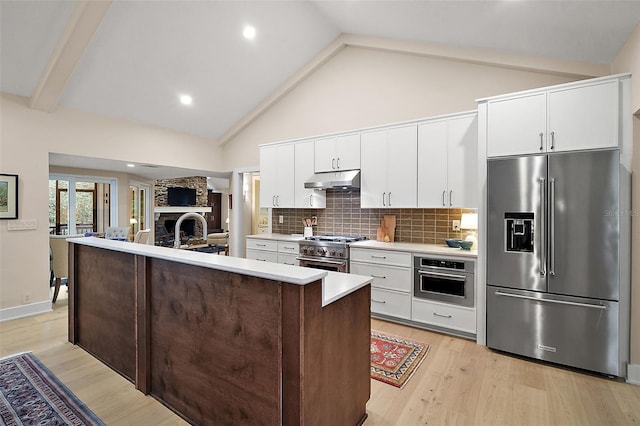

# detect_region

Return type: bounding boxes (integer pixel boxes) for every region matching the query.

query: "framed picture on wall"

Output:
[0,174,18,219]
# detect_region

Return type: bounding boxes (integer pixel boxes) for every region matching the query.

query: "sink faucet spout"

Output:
[173,212,208,249]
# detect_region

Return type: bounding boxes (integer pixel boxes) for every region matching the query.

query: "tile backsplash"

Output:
[272,189,475,244]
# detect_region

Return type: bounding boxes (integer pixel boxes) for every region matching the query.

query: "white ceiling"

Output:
[3,0,640,178]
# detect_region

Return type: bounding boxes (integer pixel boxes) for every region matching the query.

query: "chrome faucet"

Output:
[173,212,208,249]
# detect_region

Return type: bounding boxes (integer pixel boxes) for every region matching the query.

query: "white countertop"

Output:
[245,233,304,242]
[349,240,477,258]
[70,237,371,306]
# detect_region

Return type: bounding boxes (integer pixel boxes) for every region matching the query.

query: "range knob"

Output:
[335,250,343,257]
[317,247,326,256]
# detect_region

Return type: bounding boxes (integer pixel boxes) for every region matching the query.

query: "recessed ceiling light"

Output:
[243,25,256,40]
[179,94,193,105]
[126,163,135,168]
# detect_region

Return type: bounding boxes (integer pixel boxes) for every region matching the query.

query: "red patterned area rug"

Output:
[371,331,430,389]
[0,352,105,426]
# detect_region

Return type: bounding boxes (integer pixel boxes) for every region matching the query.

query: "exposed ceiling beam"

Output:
[29,0,112,112]
[217,33,609,146]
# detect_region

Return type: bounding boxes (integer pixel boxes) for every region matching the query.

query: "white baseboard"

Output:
[0,300,52,322]
[627,364,640,386]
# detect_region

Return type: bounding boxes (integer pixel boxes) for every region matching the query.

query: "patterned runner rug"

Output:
[0,352,105,426]
[370,331,430,389]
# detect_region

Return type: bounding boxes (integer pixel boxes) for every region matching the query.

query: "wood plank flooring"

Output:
[1,292,639,425]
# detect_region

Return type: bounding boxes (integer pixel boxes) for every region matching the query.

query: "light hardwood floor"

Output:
[1,291,639,425]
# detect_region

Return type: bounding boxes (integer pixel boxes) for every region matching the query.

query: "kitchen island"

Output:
[67,237,372,425]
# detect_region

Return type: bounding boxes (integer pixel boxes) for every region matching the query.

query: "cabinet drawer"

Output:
[350,248,411,267]
[246,249,278,263]
[412,299,476,334]
[246,239,278,251]
[277,253,299,266]
[277,241,299,254]
[371,288,411,320]
[350,262,411,293]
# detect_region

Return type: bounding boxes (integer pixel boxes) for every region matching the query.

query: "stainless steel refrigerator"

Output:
[486,149,627,377]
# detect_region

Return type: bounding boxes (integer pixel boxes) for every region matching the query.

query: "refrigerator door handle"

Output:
[494,291,608,310]
[549,178,556,276]
[539,177,546,277]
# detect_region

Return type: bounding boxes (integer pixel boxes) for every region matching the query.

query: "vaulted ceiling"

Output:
[2,1,639,178]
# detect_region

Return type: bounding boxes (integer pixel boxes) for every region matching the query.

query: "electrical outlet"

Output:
[311,216,318,226]
[22,292,31,304]
[452,220,461,231]
[278,215,284,224]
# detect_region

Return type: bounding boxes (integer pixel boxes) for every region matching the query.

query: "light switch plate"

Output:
[452,220,460,231]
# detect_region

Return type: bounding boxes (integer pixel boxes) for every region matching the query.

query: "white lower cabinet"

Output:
[246,237,300,265]
[246,249,278,263]
[412,298,476,335]
[371,288,411,320]
[350,248,412,319]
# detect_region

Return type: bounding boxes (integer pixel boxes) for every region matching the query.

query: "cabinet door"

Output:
[447,114,478,207]
[259,145,279,207]
[335,133,361,170]
[360,129,388,208]
[295,141,326,208]
[314,136,337,172]
[275,144,295,208]
[487,93,546,157]
[548,80,619,152]
[417,120,448,207]
[387,125,417,208]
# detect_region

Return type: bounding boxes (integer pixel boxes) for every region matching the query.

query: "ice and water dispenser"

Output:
[505,212,534,252]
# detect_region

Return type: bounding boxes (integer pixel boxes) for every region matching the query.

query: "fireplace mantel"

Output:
[154,207,212,220]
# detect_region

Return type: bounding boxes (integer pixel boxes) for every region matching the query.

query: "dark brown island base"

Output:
[67,237,372,425]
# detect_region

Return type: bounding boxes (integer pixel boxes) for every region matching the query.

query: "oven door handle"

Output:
[417,270,466,281]
[296,256,347,265]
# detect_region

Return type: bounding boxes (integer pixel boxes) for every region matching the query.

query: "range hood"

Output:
[304,170,360,190]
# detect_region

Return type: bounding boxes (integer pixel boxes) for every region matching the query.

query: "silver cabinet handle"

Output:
[382,192,386,206]
[283,246,295,250]
[371,274,387,279]
[388,192,391,206]
[371,255,386,259]
[418,270,466,281]
[442,190,446,207]
[550,131,555,150]
[272,195,276,206]
[539,177,546,278]
[433,312,452,318]
[276,195,280,206]
[256,258,266,262]
[309,194,313,207]
[336,157,340,169]
[449,190,453,206]
[284,262,295,265]
[332,158,336,169]
[372,299,387,304]
[549,178,556,276]
[539,132,544,151]
[256,243,266,247]
[495,291,608,310]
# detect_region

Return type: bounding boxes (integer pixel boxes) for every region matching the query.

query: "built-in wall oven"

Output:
[413,256,474,308]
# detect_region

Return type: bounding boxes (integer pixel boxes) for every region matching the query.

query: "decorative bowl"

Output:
[445,239,463,248]
[458,240,473,250]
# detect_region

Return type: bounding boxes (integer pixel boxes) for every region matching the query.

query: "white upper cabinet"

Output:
[294,140,326,208]
[486,77,621,157]
[314,133,360,172]
[259,144,295,208]
[418,113,478,208]
[361,124,417,208]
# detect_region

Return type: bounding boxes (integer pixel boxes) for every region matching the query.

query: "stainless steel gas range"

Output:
[297,235,367,273]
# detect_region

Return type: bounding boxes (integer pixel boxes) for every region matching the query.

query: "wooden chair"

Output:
[133,228,151,244]
[49,234,82,302]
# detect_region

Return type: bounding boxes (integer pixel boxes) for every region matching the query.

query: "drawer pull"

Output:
[372,299,387,304]
[433,312,452,318]
[256,243,267,247]
[284,262,295,265]
[371,255,386,259]
[283,246,295,250]
[256,259,266,262]
[371,274,386,279]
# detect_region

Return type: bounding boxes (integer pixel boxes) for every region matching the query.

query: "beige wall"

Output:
[222,46,579,169]
[612,21,640,365]
[0,94,222,311]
